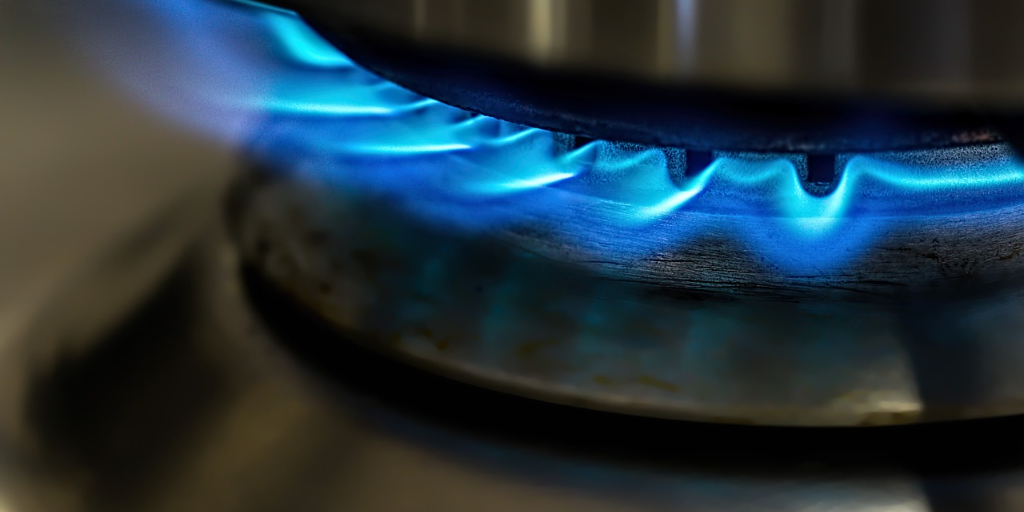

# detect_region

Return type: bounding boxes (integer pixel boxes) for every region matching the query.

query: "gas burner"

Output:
[209,1,1024,426]
[71,0,1024,425]
[232,0,1024,425]
[18,0,1024,510]
[228,158,1024,426]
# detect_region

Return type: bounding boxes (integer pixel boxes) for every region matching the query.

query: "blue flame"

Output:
[70,0,1024,273]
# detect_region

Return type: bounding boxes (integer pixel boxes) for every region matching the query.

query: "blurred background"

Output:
[0,0,231,343]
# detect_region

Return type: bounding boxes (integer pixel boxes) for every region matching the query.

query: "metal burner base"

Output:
[14,219,1024,512]
[228,166,1024,426]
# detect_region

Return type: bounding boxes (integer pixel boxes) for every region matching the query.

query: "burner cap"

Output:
[278,0,1024,153]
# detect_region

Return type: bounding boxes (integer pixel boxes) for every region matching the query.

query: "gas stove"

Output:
[7,0,1024,509]
[15,220,1024,512]
[140,0,1024,427]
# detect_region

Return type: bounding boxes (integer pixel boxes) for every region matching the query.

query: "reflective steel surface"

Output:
[0,137,1004,512]
[6,226,1024,511]
[284,0,1024,109]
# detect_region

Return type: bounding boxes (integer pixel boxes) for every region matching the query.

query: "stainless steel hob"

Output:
[9,0,1024,509]
[3,212,1024,512]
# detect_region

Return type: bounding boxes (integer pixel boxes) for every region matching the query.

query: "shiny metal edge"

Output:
[287,0,1024,109]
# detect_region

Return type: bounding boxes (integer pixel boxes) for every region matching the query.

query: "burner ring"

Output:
[228,163,1024,426]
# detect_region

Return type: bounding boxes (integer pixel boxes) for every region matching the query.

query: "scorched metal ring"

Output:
[228,160,1024,427]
